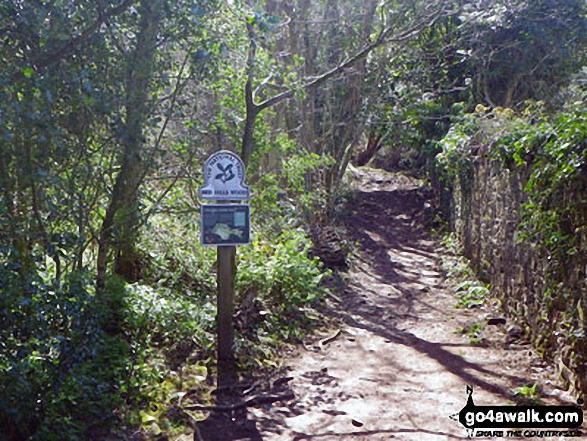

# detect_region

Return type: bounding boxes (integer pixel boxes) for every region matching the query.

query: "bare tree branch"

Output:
[255,8,444,113]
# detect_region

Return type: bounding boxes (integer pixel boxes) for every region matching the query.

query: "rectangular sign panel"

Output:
[200,204,250,246]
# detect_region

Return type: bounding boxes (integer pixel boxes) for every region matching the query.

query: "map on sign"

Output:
[200,204,250,246]
[199,150,250,201]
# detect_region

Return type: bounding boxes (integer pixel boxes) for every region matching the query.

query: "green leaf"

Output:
[22,67,34,78]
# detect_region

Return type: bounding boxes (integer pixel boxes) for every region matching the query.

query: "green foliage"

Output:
[374,0,587,171]
[0,1,222,438]
[509,100,587,362]
[454,280,490,309]
[435,70,587,391]
[458,0,587,106]
[447,86,587,290]
[439,233,475,281]
[511,382,543,405]
[0,266,130,440]
[237,229,327,332]
[125,183,329,423]
[124,283,216,357]
[142,212,217,296]
[250,146,333,231]
[437,233,490,309]
[457,323,485,345]
[519,105,587,267]
[228,229,328,372]
[435,114,478,184]
[5,0,585,436]
[116,282,215,434]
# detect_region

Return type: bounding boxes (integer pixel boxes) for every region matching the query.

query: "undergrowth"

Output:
[121,212,328,437]
[511,382,543,405]
[0,177,331,440]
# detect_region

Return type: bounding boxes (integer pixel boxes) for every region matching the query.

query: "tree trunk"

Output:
[96,0,161,293]
[240,85,259,169]
[237,1,441,172]
[240,22,260,168]
[355,129,385,166]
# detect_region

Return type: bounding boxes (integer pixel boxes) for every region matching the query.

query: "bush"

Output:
[0,265,129,440]
[237,229,326,320]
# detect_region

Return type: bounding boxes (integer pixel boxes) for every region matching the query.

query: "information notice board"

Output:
[200,204,250,246]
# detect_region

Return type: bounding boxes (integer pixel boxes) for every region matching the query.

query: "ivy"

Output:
[520,106,587,270]
[435,73,587,392]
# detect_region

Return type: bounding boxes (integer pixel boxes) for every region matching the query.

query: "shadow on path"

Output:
[331,180,524,398]
[290,427,471,440]
[248,170,537,440]
[196,413,262,441]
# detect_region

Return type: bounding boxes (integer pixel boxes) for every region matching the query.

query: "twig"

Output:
[319,329,342,347]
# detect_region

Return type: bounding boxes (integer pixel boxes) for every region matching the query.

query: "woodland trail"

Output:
[196,167,576,441]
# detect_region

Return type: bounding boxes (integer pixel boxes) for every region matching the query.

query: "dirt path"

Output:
[194,167,577,441]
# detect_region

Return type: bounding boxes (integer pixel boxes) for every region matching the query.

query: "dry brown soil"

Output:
[195,167,579,441]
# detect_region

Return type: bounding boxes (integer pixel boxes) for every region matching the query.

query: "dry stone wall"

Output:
[443,155,587,397]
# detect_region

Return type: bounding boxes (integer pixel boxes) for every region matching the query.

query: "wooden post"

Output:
[216,245,237,389]
[199,150,250,394]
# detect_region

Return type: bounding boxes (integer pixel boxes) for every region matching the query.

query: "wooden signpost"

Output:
[199,150,250,388]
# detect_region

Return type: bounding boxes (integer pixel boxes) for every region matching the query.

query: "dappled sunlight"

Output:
[251,168,558,440]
